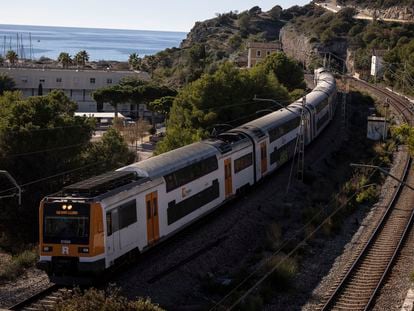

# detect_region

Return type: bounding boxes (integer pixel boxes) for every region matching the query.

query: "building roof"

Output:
[247,42,282,49]
[75,112,126,119]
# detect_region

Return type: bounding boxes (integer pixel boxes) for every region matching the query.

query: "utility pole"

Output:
[0,170,22,206]
[297,96,306,182]
[383,98,389,141]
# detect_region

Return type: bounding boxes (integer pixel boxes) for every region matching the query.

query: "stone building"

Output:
[247,42,282,68]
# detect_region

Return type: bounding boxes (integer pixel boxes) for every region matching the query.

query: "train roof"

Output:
[117,141,218,178]
[233,106,301,136]
[60,170,148,198]
[203,132,251,154]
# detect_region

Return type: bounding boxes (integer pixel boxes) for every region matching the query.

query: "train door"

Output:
[224,158,232,197]
[106,209,120,263]
[260,142,267,175]
[146,191,160,245]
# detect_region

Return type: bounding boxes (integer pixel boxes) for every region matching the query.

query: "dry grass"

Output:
[0,249,38,282]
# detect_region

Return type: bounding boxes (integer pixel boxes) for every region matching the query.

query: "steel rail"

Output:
[321,80,413,311]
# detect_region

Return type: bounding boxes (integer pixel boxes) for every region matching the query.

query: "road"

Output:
[314,1,414,24]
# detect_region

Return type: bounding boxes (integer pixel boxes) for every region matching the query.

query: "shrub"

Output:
[0,249,37,281]
[55,287,164,311]
[265,223,282,251]
[265,255,298,291]
[14,250,38,268]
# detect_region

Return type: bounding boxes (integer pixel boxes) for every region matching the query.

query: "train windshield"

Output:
[43,202,90,244]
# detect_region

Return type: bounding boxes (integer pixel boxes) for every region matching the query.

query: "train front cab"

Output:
[37,200,105,282]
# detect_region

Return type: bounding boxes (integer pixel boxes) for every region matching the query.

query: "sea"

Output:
[0,24,187,62]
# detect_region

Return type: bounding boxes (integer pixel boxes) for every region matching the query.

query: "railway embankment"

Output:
[109,87,397,310]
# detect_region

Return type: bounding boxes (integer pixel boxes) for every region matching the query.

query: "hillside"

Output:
[280,4,414,94]
[136,5,310,88]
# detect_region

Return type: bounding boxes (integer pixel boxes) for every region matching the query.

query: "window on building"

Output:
[56,78,62,83]
[266,51,271,56]
[107,78,113,84]
[21,77,28,83]
[90,78,96,84]
[256,50,261,57]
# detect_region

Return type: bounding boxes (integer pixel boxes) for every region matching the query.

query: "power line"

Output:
[210,165,379,310]
[3,142,88,158]
[0,160,107,196]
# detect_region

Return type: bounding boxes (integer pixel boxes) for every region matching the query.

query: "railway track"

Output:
[319,80,414,311]
[8,284,69,311]
[349,78,413,123]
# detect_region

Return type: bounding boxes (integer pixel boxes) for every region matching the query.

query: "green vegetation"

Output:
[0,90,134,247]
[391,123,414,154]
[0,74,15,95]
[0,249,38,281]
[288,5,414,93]
[155,54,305,154]
[130,5,300,88]
[58,52,72,69]
[74,50,89,67]
[55,287,164,311]
[5,50,18,65]
[92,77,176,116]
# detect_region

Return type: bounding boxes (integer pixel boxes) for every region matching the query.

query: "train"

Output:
[37,68,337,283]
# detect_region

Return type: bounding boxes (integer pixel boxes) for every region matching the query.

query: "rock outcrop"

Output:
[280,25,348,68]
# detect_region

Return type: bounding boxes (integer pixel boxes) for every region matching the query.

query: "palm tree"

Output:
[6,50,18,66]
[58,52,72,69]
[74,50,89,67]
[128,52,140,70]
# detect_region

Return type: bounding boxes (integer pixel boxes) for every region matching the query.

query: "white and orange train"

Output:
[37,68,337,283]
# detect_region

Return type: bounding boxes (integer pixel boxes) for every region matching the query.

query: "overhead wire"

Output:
[210,166,380,310]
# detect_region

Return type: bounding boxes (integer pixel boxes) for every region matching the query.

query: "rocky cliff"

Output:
[280,25,348,69]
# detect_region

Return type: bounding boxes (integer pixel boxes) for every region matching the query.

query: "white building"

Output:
[0,67,150,113]
[370,49,387,78]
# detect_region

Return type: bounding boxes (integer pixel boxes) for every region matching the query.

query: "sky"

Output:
[1,0,310,32]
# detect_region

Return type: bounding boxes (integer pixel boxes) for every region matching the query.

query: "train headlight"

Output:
[67,205,73,210]
[62,205,67,210]
[78,247,89,254]
[43,246,53,252]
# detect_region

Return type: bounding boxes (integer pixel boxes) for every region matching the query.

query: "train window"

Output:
[118,200,137,230]
[270,139,296,165]
[167,179,220,225]
[164,155,218,192]
[315,98,329,113]
[317,112,330,130]
[268,117,300,143]
[106,212,112,236]
[234,153,253,174]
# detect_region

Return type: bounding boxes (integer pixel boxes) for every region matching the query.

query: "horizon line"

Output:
[0,22,189,34]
